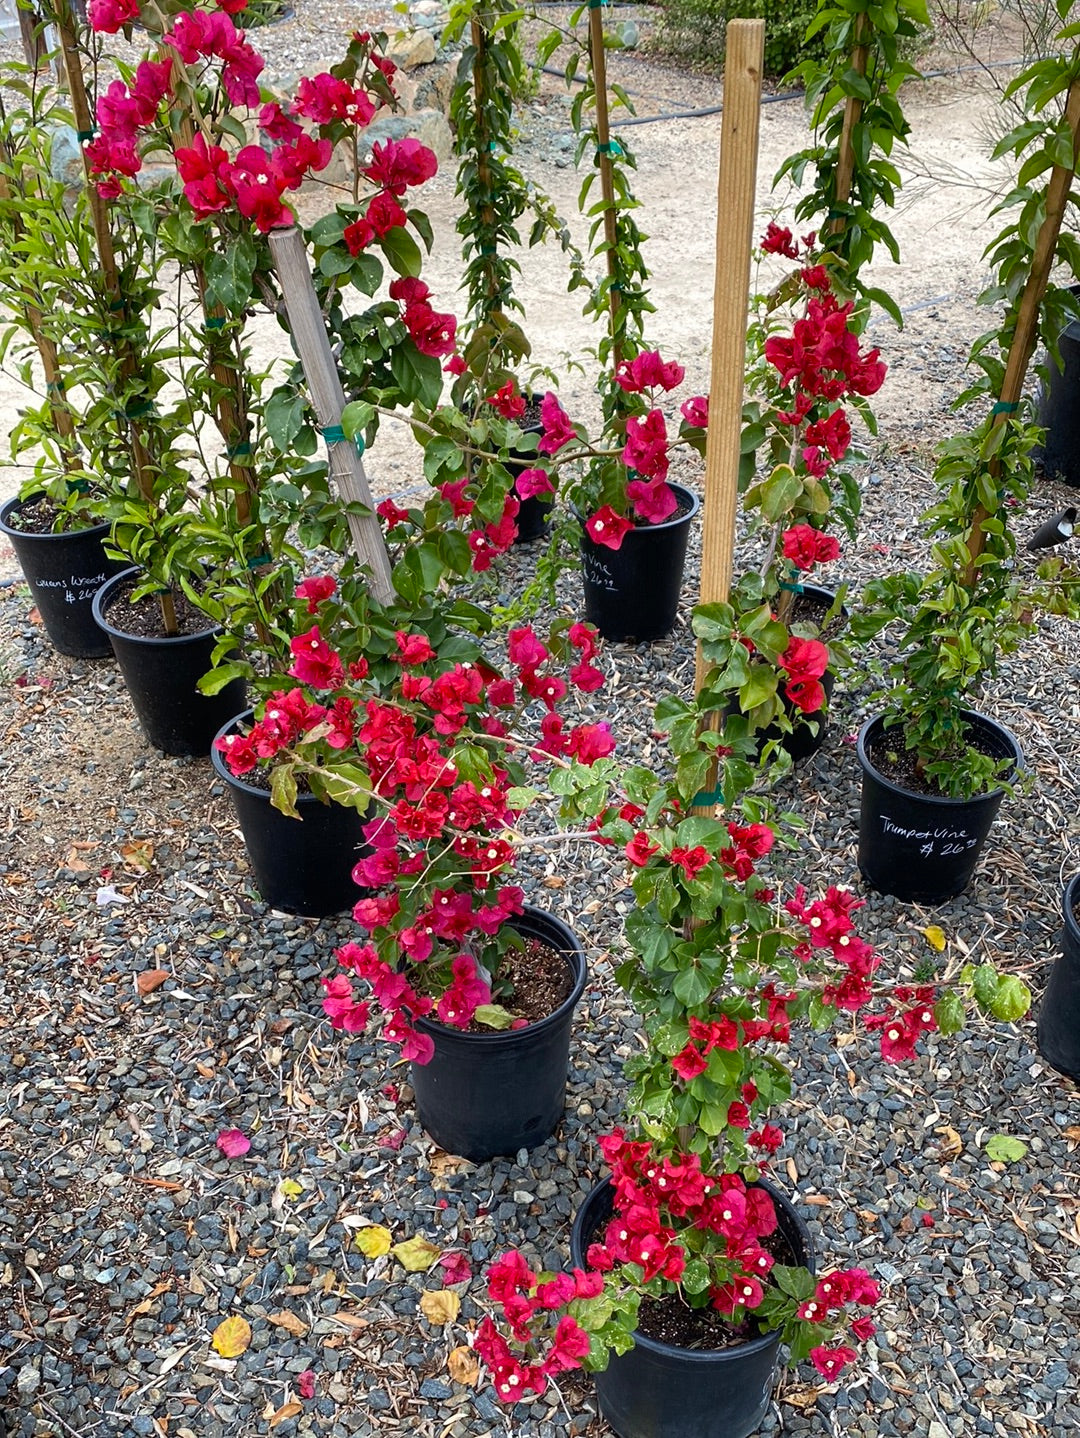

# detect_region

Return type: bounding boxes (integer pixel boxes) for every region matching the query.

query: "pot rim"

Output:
[855,709,1021,807]
[1064,874,1080,944]
[414,905,587,1046]
[210,708,344,808]
[571,1176,814,1363]
[0,492,110,542]
[92,565,222,647]
[577,481,702,536]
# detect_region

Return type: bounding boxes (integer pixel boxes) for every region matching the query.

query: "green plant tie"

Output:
[67,478,89,494]
[992,401,1019,415]
[779,580,805,594]
[322,425,365,457]
[76,128,96,141]
[124,400,155,419]
[46,379,65,394]
[109,298,126,312]
[245,552,271,569]
[204,315,227,330]
[596,140,623,157]
[691,784,725,807]
[479,245,497,255]
[227,441,253,459]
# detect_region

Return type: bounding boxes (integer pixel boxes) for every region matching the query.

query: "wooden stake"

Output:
[826,12,870,238]
[587,1,622,363]
[267,226,394,605]
[964,70,1080,586]
[690,19,764,819]
[54,1,178,633]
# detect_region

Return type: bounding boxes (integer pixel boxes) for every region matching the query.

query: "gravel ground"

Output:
[3,7,1080,1438]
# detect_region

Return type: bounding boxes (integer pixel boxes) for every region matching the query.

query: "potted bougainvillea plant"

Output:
[213,589,617,1161]
[469,602,1031,1438]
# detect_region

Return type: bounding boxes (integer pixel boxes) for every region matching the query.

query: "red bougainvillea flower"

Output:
[363,136,438,194]
[514,467,554,501]
[175,132,233,217]
[294,575,337,613]
[669,845,710,880]
[614,350,685,394]
[626,477,677,525]
[781,524,841,571]
[321,974,371,1032]
[680,395,709,428]
[297,1369,316,1399]
[215,1128,251,1158]
[538,392,575,455]
[88,0,141,32]
[760,221,799,259]
[585,505,633,550]
[487,381,526,420]
[622,409,670,481]
[778,635,829,714]
[625,831,660,867]
[292,72,374,126]
[289,625,345,689]
[810,1345,858,1381]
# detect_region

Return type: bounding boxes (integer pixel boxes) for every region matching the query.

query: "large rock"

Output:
[389,28,437,70]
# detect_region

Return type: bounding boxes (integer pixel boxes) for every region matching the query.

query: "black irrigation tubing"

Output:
[541,53,1038,129]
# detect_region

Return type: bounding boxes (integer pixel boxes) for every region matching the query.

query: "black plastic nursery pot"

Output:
[508,410,553,544]
[1036,292,1080,488]
[856,711,1022,904]
[579,484,700,643]
[92,567,247,757]
[0,495,126,658]
[569,1177,814,1438]
[758,584,844,764]
[1036,874,1080,1081]
[409,907,587,1162]
[211,711,369,917]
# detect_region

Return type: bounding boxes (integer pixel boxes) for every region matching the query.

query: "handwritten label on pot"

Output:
[32,571,107,604]
[879,816,977,858]
[582,551,617,593]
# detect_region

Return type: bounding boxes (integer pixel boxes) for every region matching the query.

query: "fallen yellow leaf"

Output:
[355,1225,393,1258]
[447,1345,480,1386]
[279,1178,303,1199]
[920,925,947,952]
[267,1310,308,1338]
[269,1402,303,1427]
[392,1235,442,1272]
[210,1314,251,1358]
[419,1289,460,1326]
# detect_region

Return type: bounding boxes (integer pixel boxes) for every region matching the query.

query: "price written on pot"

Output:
[878,816,977,857]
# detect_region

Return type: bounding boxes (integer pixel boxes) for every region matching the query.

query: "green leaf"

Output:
[310,763,372,810]
[934,991,965,1036]
[390,340,443,410]
[270,763,299,819]
[473,1004,514,1030]
[379,225,423,278]
[204,233,257,315]
[984,1134,1027,1164]
[197,661,248,696]
[264,391,307,452]
[988,975,1031,1022]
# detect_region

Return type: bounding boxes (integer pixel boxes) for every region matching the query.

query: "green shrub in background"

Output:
[654,0,829,77]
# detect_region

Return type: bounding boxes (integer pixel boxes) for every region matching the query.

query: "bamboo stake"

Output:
[826,11,870,238]
[53,1,178,633]
[587,0,622,362]
[963,71,1080,586]
[691,19,764,819]
[470,11,502,315]
[171,99,257,529]
[267,226,394,604]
